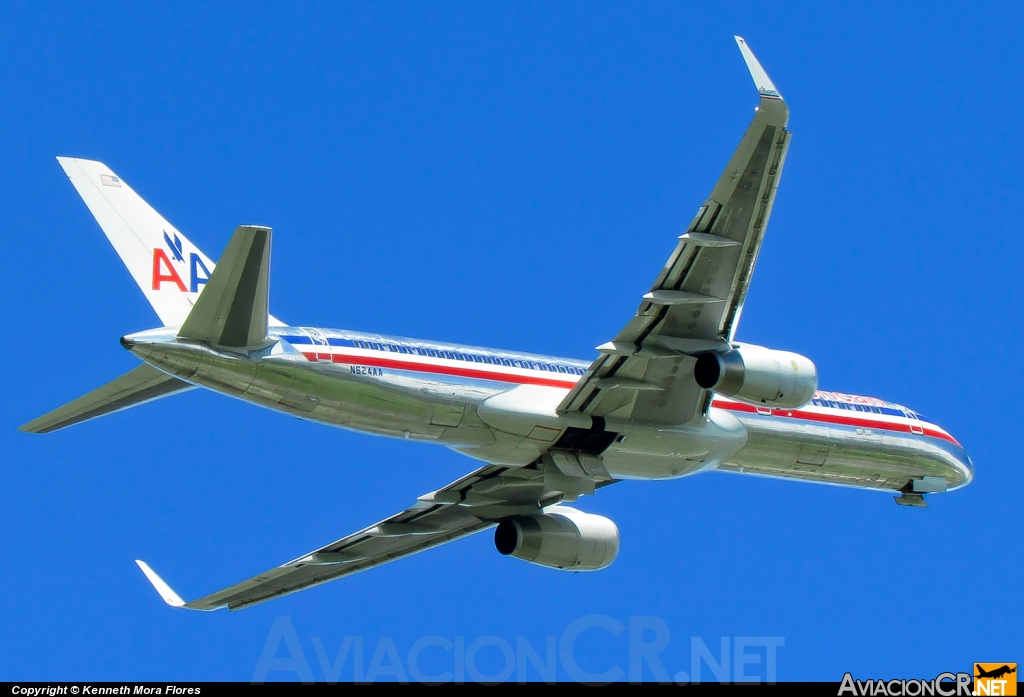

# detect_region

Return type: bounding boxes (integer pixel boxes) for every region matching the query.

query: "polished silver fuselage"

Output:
[124,326,973,495]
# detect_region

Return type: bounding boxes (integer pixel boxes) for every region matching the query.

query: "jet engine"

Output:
[694,343,817,409]
[493,507,619,571]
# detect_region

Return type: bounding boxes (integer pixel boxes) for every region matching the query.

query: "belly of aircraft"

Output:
[136,338,968,494]
[248,358,502,448]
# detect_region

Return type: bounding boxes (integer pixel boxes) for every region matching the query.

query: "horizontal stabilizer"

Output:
[178,226,271,348]
[19,364,193,434]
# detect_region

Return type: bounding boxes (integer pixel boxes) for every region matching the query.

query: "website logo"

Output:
[974,664,1017,696]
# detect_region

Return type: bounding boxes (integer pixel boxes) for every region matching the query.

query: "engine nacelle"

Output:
[694,343,817,409]
[494,506,619,571]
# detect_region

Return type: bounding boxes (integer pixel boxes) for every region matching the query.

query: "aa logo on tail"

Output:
[152,231,211,293]
[975,663,1017,696]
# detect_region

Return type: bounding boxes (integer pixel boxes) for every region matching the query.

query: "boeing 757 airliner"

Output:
[20,38,973,611]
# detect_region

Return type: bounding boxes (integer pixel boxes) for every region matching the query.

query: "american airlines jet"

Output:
[21,38,973,611]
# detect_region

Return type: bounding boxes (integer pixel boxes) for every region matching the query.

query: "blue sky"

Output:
[2,1,1021,682]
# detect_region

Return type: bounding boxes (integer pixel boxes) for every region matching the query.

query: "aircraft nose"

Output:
[963,451,975,479]
[923,414,973,490]
[951,443,974,489]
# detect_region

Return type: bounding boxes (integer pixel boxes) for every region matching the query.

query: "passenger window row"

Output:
[346,339,587,375]
[811,398,920,420]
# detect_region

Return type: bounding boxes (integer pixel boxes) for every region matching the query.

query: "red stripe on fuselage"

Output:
[296,350,958,446]
[711,399,960,446]
[300,351,580,389]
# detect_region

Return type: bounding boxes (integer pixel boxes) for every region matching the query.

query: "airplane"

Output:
[20,37,973,611]
[976,665,1016,680]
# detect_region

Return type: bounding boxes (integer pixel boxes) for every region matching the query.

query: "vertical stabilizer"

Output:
[56,157,218,328]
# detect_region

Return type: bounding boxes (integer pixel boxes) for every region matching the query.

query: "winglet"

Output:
[734,36,787,126]
[135,560,186,608]
[734,36,781,100]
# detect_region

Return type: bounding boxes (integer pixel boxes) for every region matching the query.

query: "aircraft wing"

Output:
[137,461,596,611]
[558,37,791,425]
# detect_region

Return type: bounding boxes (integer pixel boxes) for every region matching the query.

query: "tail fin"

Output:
[58,158,285,330]
[178,225,272,348]
[57,157,217,328]
[19,364,193,434]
